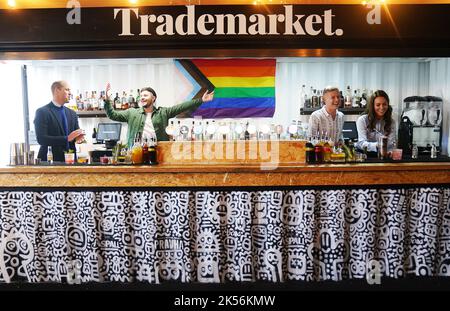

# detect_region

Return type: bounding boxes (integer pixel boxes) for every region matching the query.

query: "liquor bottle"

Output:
[91,91,99,110]
[149,137,158,165]
[165,120,175,141]
[98,91,105,110]
[411,142,419,159]
[345,85,352,108]
[121,91,129,110]
[360,88,368,108]
[92,127,97,144]
[173,120,181,141]
[117,144,126,163]
[270,124,277,141]
[203,121,209,140]
[128,90,135,108]
[319,90,324,107]
[247,122,257,140]
[314,136,324,163]
[288,120,298,140]
[276,125,283,140]
[206,121,216,141]
[68,94,77,111]
[352,90,360,108]
[339,91,344,108]
[311,89,319,108]
[47,146,53,164]
[193,120,204,141]
[218,121,230,141]
[84,91,92,111]
[305,138,316,164]
[305,86,313,109]
[142,138,149,164]
[300,84,308,111]
[136,89,141,105]
[323,132,331,162]
[114,92,121,110]
[244,122,250,140]
[76,94,83,111]
[131,133,143,164]
[228,121,235,141]
[190,120,196,141]
[179,123,189,141]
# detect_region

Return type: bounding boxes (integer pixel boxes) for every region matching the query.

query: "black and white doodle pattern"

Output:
[0,187,449,283]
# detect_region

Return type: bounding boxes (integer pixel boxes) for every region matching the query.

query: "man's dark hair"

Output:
[141,87,157,99]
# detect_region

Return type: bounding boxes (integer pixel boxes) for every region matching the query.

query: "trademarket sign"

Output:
[0,4,449,53]
[113,6,344,37]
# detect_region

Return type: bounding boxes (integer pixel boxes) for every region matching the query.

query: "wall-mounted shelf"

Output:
[300,107,366,115]
[76,110,107,118]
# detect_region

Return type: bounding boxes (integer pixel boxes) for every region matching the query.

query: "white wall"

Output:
[0,62,24,165]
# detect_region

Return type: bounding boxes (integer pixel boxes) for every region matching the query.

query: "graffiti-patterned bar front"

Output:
[1,1,450,287]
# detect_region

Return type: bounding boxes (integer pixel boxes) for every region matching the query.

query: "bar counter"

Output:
[1,161,450,187]
[1,158,449,284]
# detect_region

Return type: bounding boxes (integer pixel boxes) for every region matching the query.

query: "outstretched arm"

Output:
[166,90,215,119]
[104,83,130,122]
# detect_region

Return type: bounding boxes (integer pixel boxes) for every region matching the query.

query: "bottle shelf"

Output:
[76,110,107,118]
[300,107,366,115]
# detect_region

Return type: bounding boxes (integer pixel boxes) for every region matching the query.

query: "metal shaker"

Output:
[9,143,17,165]
[10,143,25,165]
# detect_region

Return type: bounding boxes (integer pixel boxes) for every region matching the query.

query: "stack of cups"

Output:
[10,143,25,165]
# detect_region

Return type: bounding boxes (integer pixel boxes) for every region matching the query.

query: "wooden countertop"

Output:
[1,162,450,187]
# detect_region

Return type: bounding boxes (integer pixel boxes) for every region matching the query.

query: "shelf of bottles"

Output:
[65,89,141,118]
[299,85,372,115]
[164,119,309,142]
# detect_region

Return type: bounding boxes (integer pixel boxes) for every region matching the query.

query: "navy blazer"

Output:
[34,102,80,162]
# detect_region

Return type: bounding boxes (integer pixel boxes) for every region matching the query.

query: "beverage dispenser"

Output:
[398,96,443,156]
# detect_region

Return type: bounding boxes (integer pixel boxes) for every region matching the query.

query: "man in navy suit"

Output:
[34,81,85,162]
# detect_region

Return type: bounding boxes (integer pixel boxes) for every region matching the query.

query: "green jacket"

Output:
[104,99,203,147]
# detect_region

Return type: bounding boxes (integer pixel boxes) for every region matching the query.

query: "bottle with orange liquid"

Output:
[131,132,143,165]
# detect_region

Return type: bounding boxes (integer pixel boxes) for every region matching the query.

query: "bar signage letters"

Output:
[113,5,344,37]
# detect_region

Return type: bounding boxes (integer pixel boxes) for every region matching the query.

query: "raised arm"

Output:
[104,83,130,122]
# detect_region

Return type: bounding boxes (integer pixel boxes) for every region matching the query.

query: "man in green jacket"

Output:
[105,84,214,147]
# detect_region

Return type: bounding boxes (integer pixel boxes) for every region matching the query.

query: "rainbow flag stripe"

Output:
[191,59,276,118]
